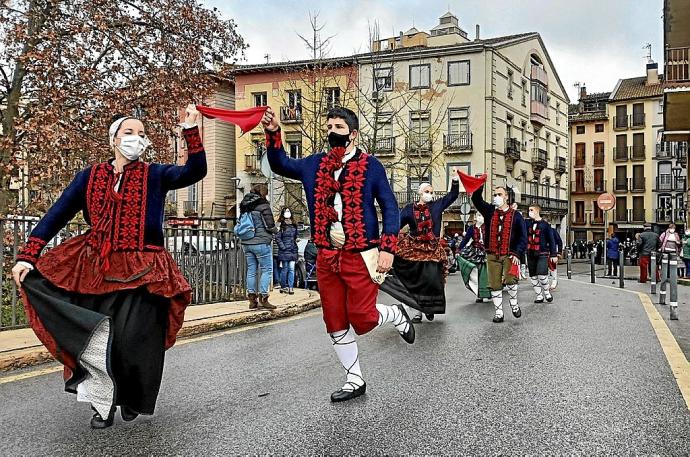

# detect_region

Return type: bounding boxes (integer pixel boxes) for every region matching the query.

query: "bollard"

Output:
[651,252,657,295]
[590,249,596,284]
[566,247,572,280]
[619,245,625,289]
[670,254,679,320]
[659,253,668,305]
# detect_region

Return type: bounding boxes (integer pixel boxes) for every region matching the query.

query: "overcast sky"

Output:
[207,0,664,103]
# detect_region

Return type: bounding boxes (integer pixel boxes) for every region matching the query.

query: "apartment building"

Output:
[358,12,570,232]
[568,89,610,243]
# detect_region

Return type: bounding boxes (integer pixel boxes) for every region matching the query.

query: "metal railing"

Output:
[571,180,607,194]
[666,46,690,82]
[374,137,395,155]
[556,156,567,174]
[183,200,198,215]
[631,177,646,192]
[656,142,689,160]
[245,153,258,172]
[613,178,628,193]
[443,133,473,151]
[631,144,646,161]
[589,214,605,225]
[531,148,548,168]
[571,213,587,226]
[574,157,586,168]
[631,113,646,128]
[505,138,521,160]
[614,115,628,130]
[407,133,432,152]
[593,153,605,167]
[655,175,687,192]
[613,146,629,162]
[1,218,248,331]
[656,208,687,223]
[519,194,568,212]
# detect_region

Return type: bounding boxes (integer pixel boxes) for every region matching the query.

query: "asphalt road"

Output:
[0,275,688,455]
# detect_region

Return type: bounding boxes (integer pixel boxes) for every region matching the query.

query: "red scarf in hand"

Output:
[195,105,269,134]
[457,170,487,194]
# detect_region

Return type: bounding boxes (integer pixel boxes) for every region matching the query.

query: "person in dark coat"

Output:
[606,234,620,277]
[275,207,299,294]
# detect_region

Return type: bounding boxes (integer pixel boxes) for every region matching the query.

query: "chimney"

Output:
[475,24,480,41]
[646,62,659,85]
[579,85,587,101]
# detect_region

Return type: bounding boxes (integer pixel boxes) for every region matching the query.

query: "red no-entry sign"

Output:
[597,193,615,211]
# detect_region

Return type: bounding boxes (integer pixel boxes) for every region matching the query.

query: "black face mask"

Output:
[328,131,351,149]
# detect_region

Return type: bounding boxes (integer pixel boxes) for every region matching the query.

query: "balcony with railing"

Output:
[183,200,198,216]
[593,152,605,167]
[613,178,628,193]
[374,137,396,156]
[630,177,646,192]
[631,208,646,223]
[443,133,473,152]
[614,208,629,223]
[571,180,607,194]
[530,65,549,86]
[631,113,646,129]
[665,46,690,83]
[556,156,567,174]
[505,138,521,161]
[589,213,605,225]
[245,152,259,173]
[407,133,432,153]
[613,115,628,131]
[631,144,646,161]
[531,148,548,173]
[656,208,687,224]
[280,105,303,123]
[655,142,689,160]
[519,194,568,213]
[571,213,587,226]
[613,146,629,162]
[655,175,688,192]
[574,156,585,168]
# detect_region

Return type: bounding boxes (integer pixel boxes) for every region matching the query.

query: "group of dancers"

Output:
[11,105,564,429]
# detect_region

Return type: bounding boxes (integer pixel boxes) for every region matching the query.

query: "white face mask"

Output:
[284,211,292,219]
[686,230,690,236]
[421,193,434,203]
[669,229,675,234]
[476,215,484,226]
[492,195,504,207]
[528,210,536,219]
[117,135,150,161]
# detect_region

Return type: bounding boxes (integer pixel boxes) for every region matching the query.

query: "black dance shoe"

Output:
[120,406,139,422]
[475,298,484,303]
[395,304,416,344]
[411,316,422,324]
[534,298,544,304]
[546,296,554,303]
[90,406,116,429]
[425,313,435,321]
[492,315,504,323]
[511,306,522,318]
[330,382,367,402]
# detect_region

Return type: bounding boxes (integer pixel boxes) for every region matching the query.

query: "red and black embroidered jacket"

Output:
[525,218,557,256]
[470,185,527,258]
[265,128,399,254]
[17,127,207,266]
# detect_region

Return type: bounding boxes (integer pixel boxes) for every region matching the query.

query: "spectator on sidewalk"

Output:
[681,228,690,278]
[239,183,278,310]
[606,234,620,277]
[637,224,660,283]
[275,207,299,294]
[272,239,282,287]
[660,223,682,265]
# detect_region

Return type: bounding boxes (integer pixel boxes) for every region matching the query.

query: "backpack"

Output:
[234,212,256,241]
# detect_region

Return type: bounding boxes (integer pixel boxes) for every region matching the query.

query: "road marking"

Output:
[0,309,320,385]
[637,292,690,410]
[564,278,690,410]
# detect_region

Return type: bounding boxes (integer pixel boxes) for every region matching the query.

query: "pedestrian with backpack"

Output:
[275,207,299,294]
[236,183,278,310]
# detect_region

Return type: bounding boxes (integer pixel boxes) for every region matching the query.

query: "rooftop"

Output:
[610,76,664,101]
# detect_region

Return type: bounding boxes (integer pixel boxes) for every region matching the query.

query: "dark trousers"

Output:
[607,258,618,276]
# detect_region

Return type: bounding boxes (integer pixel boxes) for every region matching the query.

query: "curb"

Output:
[0,296,321,373]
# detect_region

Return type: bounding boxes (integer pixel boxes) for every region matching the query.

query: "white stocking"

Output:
[376,303,409,335]
[330,328,364,391]
[538,275,551,299]
[506,284,519,311]
[530,276,542,300]
[491,290,503,318]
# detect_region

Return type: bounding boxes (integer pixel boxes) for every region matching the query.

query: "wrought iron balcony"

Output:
[613,146,629,162]
[613,178,628,193]
[531,148,548,172]
[556,156,567,174]
[630,144,646,161]
[571,213,587,226]
[589,214,605,225]
[630,177,646,192]
[593,153,605,167]
[631,113,646,128]
[506,138,521,160]
[613,116,628,130]
[407,133,432,153]
[443,133,473,152]
[374,137,396,156]
[656,208,687,224]
[655,175,687,192]
[245,153,259,173]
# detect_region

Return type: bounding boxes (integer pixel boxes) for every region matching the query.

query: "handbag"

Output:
[360,248,387,285]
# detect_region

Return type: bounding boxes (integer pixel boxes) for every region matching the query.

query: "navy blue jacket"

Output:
[266,128,399,253]
[525,218,557,256]
[471,186,527,258]
[553,228,563,253]
[275,223,299,262]
[400,180,459,238]
[18,127,206,265]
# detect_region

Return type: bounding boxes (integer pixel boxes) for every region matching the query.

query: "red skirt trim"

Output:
[35,234,191,349]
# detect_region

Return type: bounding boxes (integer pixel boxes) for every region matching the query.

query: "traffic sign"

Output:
[597,193,615,211]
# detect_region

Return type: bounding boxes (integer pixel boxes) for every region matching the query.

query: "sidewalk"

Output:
[0,289,321,372]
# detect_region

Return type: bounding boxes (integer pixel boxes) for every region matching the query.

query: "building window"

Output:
[448,60,470,86]
[409,64,431,89]
[556,102,560,125]
[531,81,548,105]
[288,142,302,159]
[448,108,470,138]
[253,92,267,107]
[594,142,605,166]
[410,111,431,133]
[521,121,527,150]
[507,69,514,99]
[576,125,585,135]
[374,67,393,91]
[575,143,586,167]
[659,99,664,114]
[521,80,527,106]
[324,87,341,110]
[506,114,513,139]
[595,123,604,133]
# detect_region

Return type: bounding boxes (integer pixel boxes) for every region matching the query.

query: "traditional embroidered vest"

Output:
[487,208,514,256]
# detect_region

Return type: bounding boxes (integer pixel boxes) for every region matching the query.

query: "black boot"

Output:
[120,406,139,422]
[330,383,367,402]
[425,313,435,321]
[90,406,116,429]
